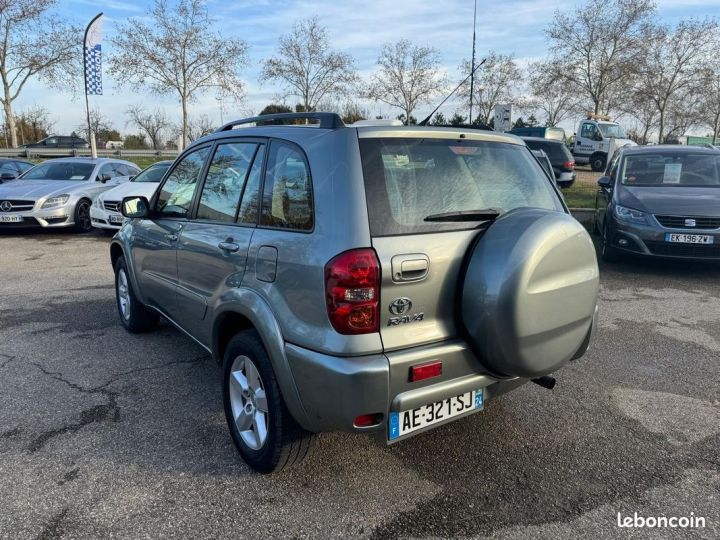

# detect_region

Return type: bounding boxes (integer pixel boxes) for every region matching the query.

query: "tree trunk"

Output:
[658,110,665,144]
[713,113,720,145]
[181,96,188,150]
[2,84,17,148]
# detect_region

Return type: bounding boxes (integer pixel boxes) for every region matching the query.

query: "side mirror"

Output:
[0,172,17,181]
[594,133,603,142]
[98,173,111,183]
[598,175,612,189]
[121,196,151,219]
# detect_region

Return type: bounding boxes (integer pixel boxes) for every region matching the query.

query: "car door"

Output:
[131,145,211,316]
[175,140,265,343]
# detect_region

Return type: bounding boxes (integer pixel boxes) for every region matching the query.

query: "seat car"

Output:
[0,158,140,231]
[91,160,172,230]
[522,136,576,188]
[594,145,720,261]
[111,112,599,473]
[0,158,34,183]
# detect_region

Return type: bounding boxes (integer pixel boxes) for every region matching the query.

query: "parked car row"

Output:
[0,157,141,231]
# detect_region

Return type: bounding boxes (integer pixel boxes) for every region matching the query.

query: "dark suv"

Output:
[111,113,599,473]
[522,136,576,188]
[23,135,89,150]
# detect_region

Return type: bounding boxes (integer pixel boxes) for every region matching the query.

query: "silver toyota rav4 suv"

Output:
[111,112,599,473]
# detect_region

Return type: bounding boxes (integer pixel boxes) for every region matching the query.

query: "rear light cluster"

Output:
[563,160,575,169]
[325,248,380,334]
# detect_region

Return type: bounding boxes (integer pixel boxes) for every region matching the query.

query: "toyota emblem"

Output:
[0,201,11,212]
[389,297,413,315]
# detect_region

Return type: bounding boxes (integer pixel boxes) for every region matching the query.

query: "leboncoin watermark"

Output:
[617,512,706,529]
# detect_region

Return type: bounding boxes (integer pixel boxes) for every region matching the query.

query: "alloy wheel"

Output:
[77,201,91,231]
[228,355,269,451]
[117,269,131,321]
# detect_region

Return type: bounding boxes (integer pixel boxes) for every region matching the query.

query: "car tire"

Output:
[114,256,159,332]
[73,199,93,233]
[590,153,606,172]
[601,223,620,262]
[223,330,313,474]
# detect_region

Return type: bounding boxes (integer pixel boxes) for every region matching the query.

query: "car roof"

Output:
[192,123,525,149]
[35,157,137,165]
[620,145,719,155]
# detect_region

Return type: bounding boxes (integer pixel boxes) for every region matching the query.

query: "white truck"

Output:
[572,113,635,171]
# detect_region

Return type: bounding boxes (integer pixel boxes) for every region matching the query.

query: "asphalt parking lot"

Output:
[1,230,719,539]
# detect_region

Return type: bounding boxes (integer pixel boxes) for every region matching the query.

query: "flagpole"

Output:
[469,0,477,125]
[83,12,103,158]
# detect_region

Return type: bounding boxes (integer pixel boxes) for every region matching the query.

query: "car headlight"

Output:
[41,195,70,209]
[614,204,648,224]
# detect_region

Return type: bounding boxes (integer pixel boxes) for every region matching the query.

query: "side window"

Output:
[98,163,115,179]
[580,123,595,139]
[260,142,313,230]
[237,144,265,224]
[197,142,257,222]
[157,146,210,218]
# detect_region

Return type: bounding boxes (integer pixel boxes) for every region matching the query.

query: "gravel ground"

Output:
[0,229,718,539]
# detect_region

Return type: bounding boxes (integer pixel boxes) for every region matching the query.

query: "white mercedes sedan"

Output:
[90,160,172,231]
[0,158,140,232]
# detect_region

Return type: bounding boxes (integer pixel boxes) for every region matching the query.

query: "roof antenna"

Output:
[418,58,486,127]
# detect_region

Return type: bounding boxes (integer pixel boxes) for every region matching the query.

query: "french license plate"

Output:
[388,388,484,441]
[665,233,714,244]
[109,215,125,223]
[0,215,22,223]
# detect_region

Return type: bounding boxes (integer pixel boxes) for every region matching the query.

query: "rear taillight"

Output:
[563,160,575,169]
[325,248,380,334]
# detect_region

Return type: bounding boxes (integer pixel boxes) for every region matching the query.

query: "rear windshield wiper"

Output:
[423,208,502,222]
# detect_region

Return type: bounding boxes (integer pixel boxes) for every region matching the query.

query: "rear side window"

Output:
[260,141,313,230]
[360,138,563,236]
[237,144,265,224]
[196,142,257,222]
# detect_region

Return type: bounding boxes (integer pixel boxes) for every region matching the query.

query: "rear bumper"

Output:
[286,340,522,437]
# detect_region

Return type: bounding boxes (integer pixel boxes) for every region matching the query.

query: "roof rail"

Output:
[215,112,345,132]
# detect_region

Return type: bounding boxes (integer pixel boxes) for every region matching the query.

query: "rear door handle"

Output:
[218,241,240,253]
[391,254,429,282]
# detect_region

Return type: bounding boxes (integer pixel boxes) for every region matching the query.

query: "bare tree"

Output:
[365,39,446,125]
[620,92,659,144]
[261,17,357,114]
[699,59,720,144]
[0,0,80,147]
[76,109,115,142]
[458,51,522,125]
[18,106,54,143]
[527,60,578,127]
[185,114,214,142]
[546,0,655,115]
[635,19,719,143]
[110,0,249,147]
[126,106,171,150]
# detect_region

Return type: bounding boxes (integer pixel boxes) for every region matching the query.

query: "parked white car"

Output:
[0,158,140,232]
[91,160,172,230]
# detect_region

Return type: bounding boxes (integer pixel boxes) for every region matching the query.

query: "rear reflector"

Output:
[353,413,383,427]
[409,361,442,382]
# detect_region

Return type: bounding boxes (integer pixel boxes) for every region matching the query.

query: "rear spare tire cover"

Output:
[461,208,599,378]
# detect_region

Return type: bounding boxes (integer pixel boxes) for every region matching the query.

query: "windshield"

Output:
[22,162,95,181]
[133,163,170,183]
[359,138,563,236]
[621,153,720,187]
[598,123,627,139]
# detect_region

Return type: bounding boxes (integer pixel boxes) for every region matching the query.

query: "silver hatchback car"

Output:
[111,113,600,473]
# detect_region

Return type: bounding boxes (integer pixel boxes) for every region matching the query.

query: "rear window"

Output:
[360,138,563,236]
[525,140,571,161]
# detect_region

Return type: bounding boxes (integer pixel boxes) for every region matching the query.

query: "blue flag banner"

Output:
[84,15,103,95]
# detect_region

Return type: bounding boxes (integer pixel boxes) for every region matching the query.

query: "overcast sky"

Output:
[16,0,720,137]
